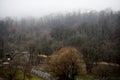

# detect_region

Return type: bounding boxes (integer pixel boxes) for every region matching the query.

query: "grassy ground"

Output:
[1,67,119,80]
[17,70,45,80]
[0,70,45,80]
[77,75,120,80]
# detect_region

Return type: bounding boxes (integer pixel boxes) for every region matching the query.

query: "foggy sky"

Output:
[0,0,120,18]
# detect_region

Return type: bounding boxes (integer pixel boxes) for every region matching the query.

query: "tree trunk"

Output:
[23,71,26,80]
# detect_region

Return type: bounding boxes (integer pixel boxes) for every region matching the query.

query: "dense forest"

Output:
[0,9,120,80]
[0,9,120,66]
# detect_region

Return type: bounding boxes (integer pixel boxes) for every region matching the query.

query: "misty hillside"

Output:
[0,9,120,65]
[1,0,120,80]
[0,8,120,80]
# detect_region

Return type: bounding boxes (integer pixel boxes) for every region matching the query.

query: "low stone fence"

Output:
[31,69,51,80]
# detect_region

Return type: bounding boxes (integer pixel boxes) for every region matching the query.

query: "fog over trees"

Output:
[0,9,120,79]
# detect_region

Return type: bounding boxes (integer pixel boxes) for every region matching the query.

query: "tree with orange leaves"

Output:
[45,47,87,80]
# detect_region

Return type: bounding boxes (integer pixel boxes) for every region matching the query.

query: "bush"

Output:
[2,63,19,80]
[45,47,87,80]
[92,62,120,77]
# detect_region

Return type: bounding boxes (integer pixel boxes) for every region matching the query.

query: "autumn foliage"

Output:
[45,47,86,80]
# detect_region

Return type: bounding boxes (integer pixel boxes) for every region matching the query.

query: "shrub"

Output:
[45,47,87,80]
[92,62,120,77]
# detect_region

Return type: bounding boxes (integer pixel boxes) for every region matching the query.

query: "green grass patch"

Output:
[16,70,45,80]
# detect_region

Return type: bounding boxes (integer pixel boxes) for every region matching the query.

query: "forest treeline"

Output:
[0,9,120,65]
